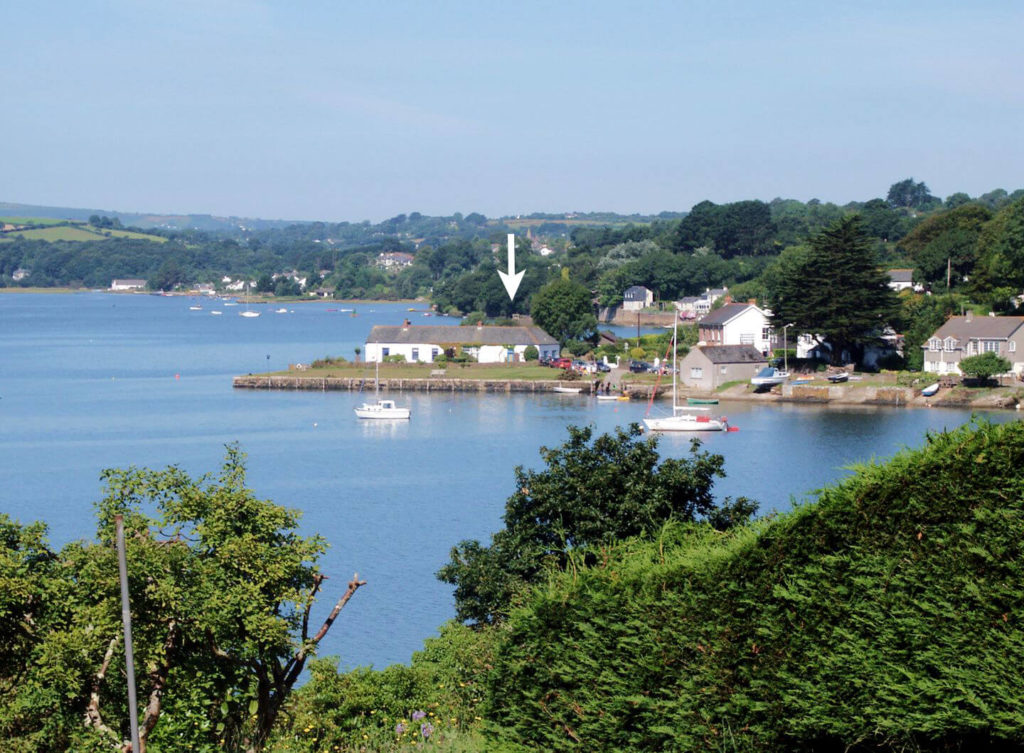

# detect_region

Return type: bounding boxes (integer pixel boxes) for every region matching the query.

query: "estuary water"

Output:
[0,292,1016,670]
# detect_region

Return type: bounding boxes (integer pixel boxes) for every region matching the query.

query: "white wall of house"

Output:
[366,342,443,363]
[720,308,773,353]
[366,341,559,364]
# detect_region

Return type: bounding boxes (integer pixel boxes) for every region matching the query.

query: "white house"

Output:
[622,286,654,311]
[376,252,415,270]
[695,287,729,316]
[887,268,914,292]
[697,302,774,355]
[365,323,560,364]
[110,279,147,291]
[923,312,1024,376]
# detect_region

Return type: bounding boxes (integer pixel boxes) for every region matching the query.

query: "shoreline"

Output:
[233,374,1023,412]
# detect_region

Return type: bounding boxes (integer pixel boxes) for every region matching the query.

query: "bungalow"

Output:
[622,285,654,311]
[923,312,1024,376]
[677,345,769,391]
[110,279,147,291]
[887,268,914,292]
[365,323,559,364]
[695,287,729,316]
[697,302,773,355]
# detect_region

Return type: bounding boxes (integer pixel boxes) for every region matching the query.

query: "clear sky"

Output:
[4,1,1023,222]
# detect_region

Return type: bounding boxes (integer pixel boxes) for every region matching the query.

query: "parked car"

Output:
[596,362,611,373]
[629,360,654,373]
[550,357,573,369]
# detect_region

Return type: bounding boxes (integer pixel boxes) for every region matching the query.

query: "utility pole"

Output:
[115,515,141,753]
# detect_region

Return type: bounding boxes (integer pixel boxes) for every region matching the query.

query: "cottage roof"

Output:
[366,324,557,346]
[888,268,914,283]
[929,315,1024,341]
[699,302,762,326]
[697,345,768,364]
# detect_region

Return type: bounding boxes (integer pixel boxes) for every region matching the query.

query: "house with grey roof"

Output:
[887,268,914,292]
[365,322,559,364]
[697,302,774,355]
[622,285,654,311]
[677,345,769,391]
[923,312,1024,376]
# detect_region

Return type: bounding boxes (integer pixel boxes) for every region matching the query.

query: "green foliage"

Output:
[383,354,407,363]
[766,217,900,366]
[0,447,359,752]
[270,622,496,752]
[972,196,1024,300]
[898,293,962,371]
[898,203,992,288]
[437,424,754,625]
[522,345,539,361]
[530,277,598,347]
[958,352,1013,383]
[887,178,941,211]
[484,420,1024,752]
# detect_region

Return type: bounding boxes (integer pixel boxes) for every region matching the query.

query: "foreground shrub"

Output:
[485,420,1024,752]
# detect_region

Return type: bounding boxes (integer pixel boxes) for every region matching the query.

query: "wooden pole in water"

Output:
[115,515,142,753]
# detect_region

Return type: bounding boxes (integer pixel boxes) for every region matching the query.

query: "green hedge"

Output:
[484,420,1024,752]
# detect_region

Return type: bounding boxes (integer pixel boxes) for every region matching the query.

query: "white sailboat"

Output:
[239,283,260,318]
[354,361,410,420]
[643,319,729,432]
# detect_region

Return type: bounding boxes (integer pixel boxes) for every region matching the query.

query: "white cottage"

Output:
[697,302,774,355]
[365,323,560,364]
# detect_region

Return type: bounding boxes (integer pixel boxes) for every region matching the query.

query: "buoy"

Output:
[727,426,740,432]
[175,373,180,380]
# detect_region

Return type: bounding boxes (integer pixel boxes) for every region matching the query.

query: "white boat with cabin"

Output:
[751,367,789,387]
[354,362,411,419]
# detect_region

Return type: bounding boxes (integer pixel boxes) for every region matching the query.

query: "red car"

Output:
[550,357,573,369]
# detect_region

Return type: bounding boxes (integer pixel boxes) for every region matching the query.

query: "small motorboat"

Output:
[921,382,940,397]
[751,367,789,388]
[687,397,719,405]
[826,372,850,383]
[354,399,410,420]
[553,386,582,394]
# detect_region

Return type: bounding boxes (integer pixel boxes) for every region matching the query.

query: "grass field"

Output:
[0,216,67,226]
[0,221,166,243]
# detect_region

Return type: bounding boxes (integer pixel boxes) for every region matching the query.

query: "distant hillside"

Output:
[0,202,301,233]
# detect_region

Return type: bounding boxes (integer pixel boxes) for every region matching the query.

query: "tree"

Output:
[958,352,1012,383]
[887,178,939,210]
[0,447,363,753]
[972,196,1024,299]
[766,217,900,365]
[437,424,755,624]
[530,276,597,347]
[898,203,991,288]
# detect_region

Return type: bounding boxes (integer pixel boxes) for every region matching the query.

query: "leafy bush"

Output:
[483,420,1024,752]
[383,354,407,363]
[959,351,1012,383]
[522,345,539,361]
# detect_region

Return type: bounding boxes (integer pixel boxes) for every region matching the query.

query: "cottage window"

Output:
[1010,341,1017,353]
[984,340,1000,353]
[431,347,440,360]
[928,338,940,351]
[740,333,754,345]
[382,347,390,357]
[690,367,703,379]
[966,341,976,355]
[720,366,728,375]
[411,348,419,361]
[944,337,957,352]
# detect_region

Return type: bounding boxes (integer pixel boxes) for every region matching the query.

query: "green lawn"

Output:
[0,216,67,226]
[6,226,107,241]
[269,362,601,382]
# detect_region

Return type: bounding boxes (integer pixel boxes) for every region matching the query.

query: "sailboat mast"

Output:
[672,315,678,412]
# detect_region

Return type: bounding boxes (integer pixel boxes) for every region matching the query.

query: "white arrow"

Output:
[497,233,525,301]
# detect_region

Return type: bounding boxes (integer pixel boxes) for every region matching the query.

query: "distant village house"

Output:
[677,345,769,391]
[110,279,147,291]
[376,252,415,270]
[923,312,1024,377]
[697,302,774,354]
[365,323,559,364]
[622,286,654,311]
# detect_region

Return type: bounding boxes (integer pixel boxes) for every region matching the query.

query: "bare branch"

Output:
[282,574,365,689]
[84,635,119,736]
[139,621,178,750]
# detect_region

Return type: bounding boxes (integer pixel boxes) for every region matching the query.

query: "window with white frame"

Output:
[984,340,1000,353]
[944,337,957,351]
[690,367,703,379]
[740,333,754,344]
[411,347,419,361]
[1010,341,1017,353]
[720,365,728,374]
[929,338,940,351]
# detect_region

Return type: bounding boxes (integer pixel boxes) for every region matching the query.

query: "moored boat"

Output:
[354,399,411,420]
[751,367,789,387]
[921,382,940,397]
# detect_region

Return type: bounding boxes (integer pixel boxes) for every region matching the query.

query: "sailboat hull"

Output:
[643,415,727,432]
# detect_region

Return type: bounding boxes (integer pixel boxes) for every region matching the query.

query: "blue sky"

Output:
[4,1,1023,222]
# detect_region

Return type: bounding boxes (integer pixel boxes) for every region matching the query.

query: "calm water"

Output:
[0,292,1016,669]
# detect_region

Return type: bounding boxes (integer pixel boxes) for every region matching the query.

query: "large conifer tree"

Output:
[767,216,899,366]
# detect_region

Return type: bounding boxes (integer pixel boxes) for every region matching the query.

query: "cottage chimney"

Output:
[965,310,973,323]
[402,318,410,330]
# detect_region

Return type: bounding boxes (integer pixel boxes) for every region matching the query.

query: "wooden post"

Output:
[115,515,141,753]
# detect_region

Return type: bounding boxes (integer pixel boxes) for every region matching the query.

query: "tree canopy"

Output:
[436,424,755,624]
[766,216,900,365]
[0,446,362,753]
[529,276,598,347]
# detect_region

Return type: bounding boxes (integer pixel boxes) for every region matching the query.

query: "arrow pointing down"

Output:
[497,233,525,301]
